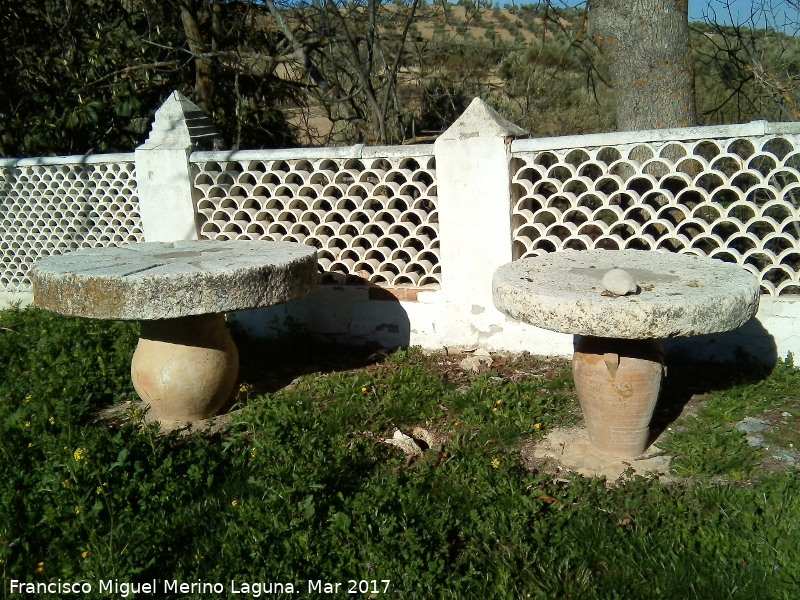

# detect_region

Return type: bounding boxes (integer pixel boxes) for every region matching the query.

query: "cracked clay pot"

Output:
[572,336,665,457]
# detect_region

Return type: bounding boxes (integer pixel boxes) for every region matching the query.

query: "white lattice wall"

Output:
[0,156,144,291]
[511,133,800,296]
[191,147,439,286]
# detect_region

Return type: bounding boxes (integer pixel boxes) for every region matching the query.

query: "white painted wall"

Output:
[231,287,799,362]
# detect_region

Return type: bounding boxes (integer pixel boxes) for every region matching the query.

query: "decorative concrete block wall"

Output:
[510,124,800,296]
[1,91,799,361]
[0,156,143,306]
[191,147,440,287]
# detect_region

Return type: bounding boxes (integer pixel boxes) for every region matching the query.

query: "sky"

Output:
[689,0,797,28]
[510,0,799,31]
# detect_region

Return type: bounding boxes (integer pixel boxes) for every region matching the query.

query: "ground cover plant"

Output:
[1,306,799,599]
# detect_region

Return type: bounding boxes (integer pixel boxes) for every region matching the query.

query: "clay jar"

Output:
[131,314,239,423]
[572,336,665,456]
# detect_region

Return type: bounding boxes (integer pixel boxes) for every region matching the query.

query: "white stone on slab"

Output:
[492,250,761,339]
[31,241,317,320]
[602,268,638,296]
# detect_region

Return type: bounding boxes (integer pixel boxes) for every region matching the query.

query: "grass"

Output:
[657,358,800,480]
[1,305,799,599]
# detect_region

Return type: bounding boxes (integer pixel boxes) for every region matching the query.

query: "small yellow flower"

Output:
[23,395,32,404]
[48,416,55,425]
[250,448,259,458]
[81,551,89,559]
[361,387,368,393]
[491,458,501,469]
[36,561,44,573]
[453,421,460,427]
[73,448,86,461]
[75,506,83,515]
[62,480,72,489]
[496,400,504,405]
[24,421,31,428]
[231,499,239,508]
[492,407,498,413]
[238,383,251,394]
[533,423,541,430]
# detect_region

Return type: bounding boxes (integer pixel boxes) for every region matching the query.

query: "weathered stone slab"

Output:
[31,241,318,320]
[493,250,760,339]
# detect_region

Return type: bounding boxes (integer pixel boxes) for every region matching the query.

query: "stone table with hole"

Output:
[31,240,317,425]
[493,249,761,457]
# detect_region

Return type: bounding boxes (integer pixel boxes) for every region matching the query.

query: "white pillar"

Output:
[432,98,526,347]
[134,91,223,242]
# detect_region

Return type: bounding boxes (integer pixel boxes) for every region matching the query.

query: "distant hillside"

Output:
[280,2,800,145]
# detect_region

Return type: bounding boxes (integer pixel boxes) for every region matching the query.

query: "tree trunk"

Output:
[589,0,697,130]
[178,0,215,116]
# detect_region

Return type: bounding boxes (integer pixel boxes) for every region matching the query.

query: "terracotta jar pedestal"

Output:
[131,314,239,424]
[572,336,665,457]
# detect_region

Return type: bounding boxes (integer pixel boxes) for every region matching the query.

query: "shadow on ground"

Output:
[648,356,775,446]
[232,332,388,397]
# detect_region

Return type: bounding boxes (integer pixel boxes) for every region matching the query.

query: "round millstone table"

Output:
[31,241,317,424]
[493,250,761,457]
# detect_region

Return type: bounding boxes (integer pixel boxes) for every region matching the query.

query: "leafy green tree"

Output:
[0,0,297,157]
[0,0,182,155]
[14,0,799,158]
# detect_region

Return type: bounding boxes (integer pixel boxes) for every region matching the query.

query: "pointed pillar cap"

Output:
[140,91,224,150]
[437,98,526,142]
